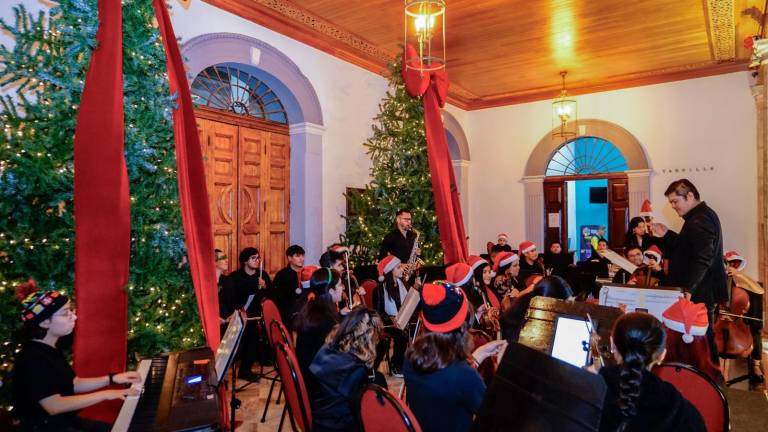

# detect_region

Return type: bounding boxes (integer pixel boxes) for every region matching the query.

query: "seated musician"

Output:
[309,307,386,432]
[627,246,666,287]
[446,262,483,309]
[500,276,574,342]
[595,312,705,432]
[320,245,364,313]
[490,252,524,307]
[495,233,513,252]
[372,256,416,377]
[469,255,494,310]
[724,250,764,383]
[543,241,571,276]
[612,246,645,284]
[403,282,507,432]
[518,240,545,282]
[661,298,722,383]
[12,283,141,431]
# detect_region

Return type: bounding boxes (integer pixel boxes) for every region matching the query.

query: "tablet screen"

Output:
[551,316,591,367]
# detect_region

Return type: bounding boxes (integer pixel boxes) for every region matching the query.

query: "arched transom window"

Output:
[191,65,288,124]
[545,137,628,176]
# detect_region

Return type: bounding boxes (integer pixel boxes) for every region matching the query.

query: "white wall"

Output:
[465,72,758,276]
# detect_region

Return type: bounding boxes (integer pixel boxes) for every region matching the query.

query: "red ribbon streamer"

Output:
[402,45,469,264]
[152,0,220,353]
[73,0,129,421]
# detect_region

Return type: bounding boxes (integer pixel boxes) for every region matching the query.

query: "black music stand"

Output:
[215,311,246,432]
[472,342,606,432]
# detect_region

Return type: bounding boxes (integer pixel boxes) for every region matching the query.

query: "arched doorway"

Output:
[522,119,652,254]
[443,111,471,229]
[182,33,326,266]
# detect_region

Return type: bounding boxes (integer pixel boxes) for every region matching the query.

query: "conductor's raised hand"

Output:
[649,222,668,237]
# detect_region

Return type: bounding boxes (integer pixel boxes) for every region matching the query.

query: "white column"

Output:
[626,169,653,217]
[289,122,325,264]
[452,160,470,232]
[522,175,546,250]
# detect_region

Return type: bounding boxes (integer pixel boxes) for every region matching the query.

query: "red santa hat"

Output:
[329,245,349,254]
[724,250,746,271]
[662,298,708,343]
[300,265,319,289]
[377,255,401,282]
[493,251,519,273]
[639,199,653,218]
[643,245,662,263]
[467,255,488,271]
[497,233,508,242]
[445,262,473,287]
[518,240,536,255]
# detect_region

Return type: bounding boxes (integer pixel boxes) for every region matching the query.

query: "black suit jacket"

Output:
[661,202,727,306]
[378,229,416,262]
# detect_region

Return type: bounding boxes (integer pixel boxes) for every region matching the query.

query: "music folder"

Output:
[215,311,246,384]
[394,287,420,330]
[472,342,606,432]
[601,249,638,274]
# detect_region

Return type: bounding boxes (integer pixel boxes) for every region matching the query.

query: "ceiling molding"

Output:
[704,0,736,61]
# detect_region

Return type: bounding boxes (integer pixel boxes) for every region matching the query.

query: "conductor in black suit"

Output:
[379,208,420,262]
[651,179,727,362]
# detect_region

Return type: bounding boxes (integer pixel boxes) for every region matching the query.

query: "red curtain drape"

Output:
[402,45,469,264]
[152,0,219,352]
[73,0,129,422]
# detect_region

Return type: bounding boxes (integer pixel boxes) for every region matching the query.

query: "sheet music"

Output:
[111,359,151,432]
[601,249,638,274]
[215,312,245,383]
[243,294,255,311]
[394,288,420,330]
[599,284,682,321]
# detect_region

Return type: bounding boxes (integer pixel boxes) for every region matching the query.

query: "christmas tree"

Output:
[0,0,203,411]
[341,57,442,265]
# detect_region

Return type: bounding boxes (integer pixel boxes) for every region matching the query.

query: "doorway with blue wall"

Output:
[566,179,608,261]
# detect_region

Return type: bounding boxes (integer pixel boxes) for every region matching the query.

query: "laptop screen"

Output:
[550,316,591,367]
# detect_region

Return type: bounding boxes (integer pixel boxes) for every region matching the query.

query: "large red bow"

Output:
[401,45,468,265]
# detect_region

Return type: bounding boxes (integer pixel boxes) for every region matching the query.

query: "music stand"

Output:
[215,311,246,432]
[472,342,606,432]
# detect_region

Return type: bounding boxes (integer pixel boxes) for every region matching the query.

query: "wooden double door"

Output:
[544,174,629,253]
[196,107,290,276]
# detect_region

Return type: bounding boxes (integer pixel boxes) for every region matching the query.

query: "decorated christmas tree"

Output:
[341,57,442,265]
[0,0,203,411]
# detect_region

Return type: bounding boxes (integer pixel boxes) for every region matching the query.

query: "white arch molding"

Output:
[443,110,471,230]
[182,33,326,264]
[521,119,653,248]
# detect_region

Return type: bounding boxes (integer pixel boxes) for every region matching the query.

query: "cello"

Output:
[714,273,754,358]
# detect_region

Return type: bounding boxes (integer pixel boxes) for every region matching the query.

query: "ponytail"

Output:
[611,312,666,429]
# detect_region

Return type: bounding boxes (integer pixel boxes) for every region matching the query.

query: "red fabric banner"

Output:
[152,0,220,353]
[72,0,129,421]
[402,45,469,264]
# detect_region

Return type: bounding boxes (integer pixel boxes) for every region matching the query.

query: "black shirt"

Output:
[273,265,304,326]
[12,341,77,430]
[219,267,273,318]
[518,257,545,283]
[378,229,416,262]
[295,316,338,391]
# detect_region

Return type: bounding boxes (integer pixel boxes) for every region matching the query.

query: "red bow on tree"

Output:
[401,45,468,265]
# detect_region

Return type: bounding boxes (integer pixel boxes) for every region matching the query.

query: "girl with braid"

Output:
[597,313,705,432]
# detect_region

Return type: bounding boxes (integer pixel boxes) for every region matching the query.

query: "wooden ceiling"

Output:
[202,0,763,110]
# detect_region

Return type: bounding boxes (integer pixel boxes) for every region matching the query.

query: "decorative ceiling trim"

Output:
[704,0,736,61]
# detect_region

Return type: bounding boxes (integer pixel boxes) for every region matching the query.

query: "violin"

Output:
[469,328,498,385]
[714,274,753,358]
[627,264,660,287]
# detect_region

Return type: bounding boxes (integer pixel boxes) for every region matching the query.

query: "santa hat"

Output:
[329,245,349,255]
[467,255,488,271]
[662,298,708,343]
[639,199,653,218]
[300,265,319,289]
[518,240,536,255]
[643,245,662,263]
[493,251,519,273]
[497,233,508,242]
[420,281,469,333]
[724,250,746,271]
[377,255,401,282]
[445,263,473,287]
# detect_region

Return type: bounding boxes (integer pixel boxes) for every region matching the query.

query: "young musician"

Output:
[219,247,273,381]
[322,244,364,312]
[518,240,545,282]
[596,313,705,432]
[500,276,574,342]
[639,246,666,285]
[403,282,507,432]
[543,241,571,276]
[294,268,344,389]
[495,233,513,252]
[490,252,524,306]
[624,216,657,252]
[612,246,644,284]
[372,256,413,377]
[272,244,306,328]
[470,255,493,303]
[215,248,231,334]
[590,226,607,256]
[378,208,419,263]
[446,262,482,309]
[12,286,141,431]
[724,251,764,383]
[309,307,386,432]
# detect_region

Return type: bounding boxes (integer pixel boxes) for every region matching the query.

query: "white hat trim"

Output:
[663,317,707,341]
[520,245,536,254]
[499,254,519,268]
[454,270,473,287]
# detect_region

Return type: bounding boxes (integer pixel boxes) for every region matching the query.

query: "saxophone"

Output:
[402,229,423,281]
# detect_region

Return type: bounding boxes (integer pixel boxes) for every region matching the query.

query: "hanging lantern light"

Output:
[404,0,446,74]
[552,71,578,140]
